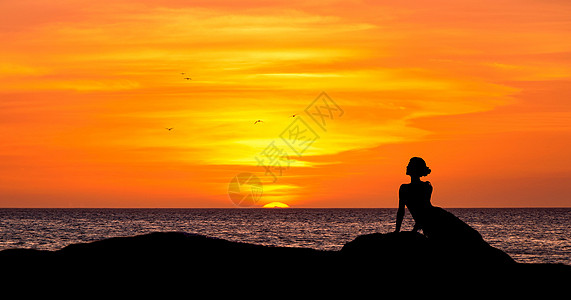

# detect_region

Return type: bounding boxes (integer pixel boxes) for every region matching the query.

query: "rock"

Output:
[1,232,331,279]
[0,231,568,288]
[340,232,431,268]
[338,231,522,284]
[340,231,516,267]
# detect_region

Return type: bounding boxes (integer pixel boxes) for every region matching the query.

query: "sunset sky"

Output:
[1,0,570,207]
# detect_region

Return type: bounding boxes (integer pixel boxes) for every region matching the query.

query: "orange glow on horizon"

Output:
[0,0,570,208]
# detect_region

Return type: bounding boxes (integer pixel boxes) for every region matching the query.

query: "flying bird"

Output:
[166,128,173,131]
[290,114,298,117]
[181,72,185,75]
[184,77,191,80]
[254,120,263,124]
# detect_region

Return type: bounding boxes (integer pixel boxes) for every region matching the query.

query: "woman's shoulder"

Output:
[425,181,433,190]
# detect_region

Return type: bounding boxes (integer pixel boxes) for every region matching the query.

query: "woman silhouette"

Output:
[394,157,483,243]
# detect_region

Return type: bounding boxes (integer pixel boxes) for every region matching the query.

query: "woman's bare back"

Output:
[399,181,433,223]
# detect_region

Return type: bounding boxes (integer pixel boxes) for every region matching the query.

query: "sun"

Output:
[262,202,290,208]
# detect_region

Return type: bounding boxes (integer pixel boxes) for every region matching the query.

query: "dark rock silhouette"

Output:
[341,231,515,271]
[1,231,569,289]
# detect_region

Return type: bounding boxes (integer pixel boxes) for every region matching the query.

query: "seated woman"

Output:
[394,157,483,244]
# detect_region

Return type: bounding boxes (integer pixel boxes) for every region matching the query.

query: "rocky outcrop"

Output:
[341,231,516,267]
[1,231,568,287]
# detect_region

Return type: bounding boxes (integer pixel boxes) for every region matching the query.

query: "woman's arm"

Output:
[394,185,406,232]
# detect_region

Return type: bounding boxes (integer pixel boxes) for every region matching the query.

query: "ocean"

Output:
[0,208,568,265]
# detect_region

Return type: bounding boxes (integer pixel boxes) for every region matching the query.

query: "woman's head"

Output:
[406,157,431,177]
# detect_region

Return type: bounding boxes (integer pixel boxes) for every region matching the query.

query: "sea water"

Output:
[0,208,568,265]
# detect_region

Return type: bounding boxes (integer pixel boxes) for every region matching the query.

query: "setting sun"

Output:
[262,202,290,208]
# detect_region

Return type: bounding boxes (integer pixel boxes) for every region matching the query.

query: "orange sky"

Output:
[1,0,570,207]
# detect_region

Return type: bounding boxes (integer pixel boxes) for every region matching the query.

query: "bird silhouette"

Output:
[254,120,263,124]
[184,77,191,80]
[181,72,185,75]
[166,128,173,131]
[290,114,298,117]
